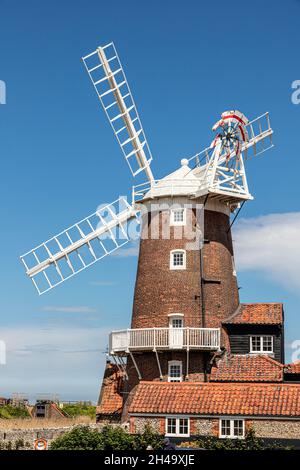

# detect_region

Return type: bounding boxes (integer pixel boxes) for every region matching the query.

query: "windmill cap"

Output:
[181,158,189,166]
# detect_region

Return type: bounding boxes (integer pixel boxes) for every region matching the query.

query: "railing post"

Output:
[126,329,130,353]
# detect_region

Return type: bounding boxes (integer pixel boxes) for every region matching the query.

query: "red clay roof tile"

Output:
[129,381,300,417]
[284,361,300,374]
[223,303,283,325]
[97,362,124,415]
[210,354,283,382]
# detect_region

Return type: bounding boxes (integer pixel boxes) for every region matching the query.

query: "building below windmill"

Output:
[97,303,300,446]
[94,177,300,447]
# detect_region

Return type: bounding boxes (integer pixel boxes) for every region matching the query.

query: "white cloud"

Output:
[233,212,300,293]
[42,306,97,313]
[0,325,109,402]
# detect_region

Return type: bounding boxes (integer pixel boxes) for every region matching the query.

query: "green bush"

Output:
[187,428,293,450]
[50,426,104,450]
[49,424,164,451]
[0,405,30,419]
[61,404,96,419]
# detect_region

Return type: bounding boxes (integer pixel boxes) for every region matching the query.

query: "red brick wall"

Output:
[126,351,208,391]
[132,207,239,330]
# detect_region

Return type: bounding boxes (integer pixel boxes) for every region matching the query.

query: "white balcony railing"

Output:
[109,327,220,354]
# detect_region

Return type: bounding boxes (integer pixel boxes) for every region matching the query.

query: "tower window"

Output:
[250,336,273,354]
[170,250,186,270]
[170,208,186,226]
[168,361,182,382]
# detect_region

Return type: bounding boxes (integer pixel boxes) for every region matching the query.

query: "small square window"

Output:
[179,418,189,435]
[168,361,182,382]
[170,208,186,226]
[170,251,186,270]
[166,418,177,435]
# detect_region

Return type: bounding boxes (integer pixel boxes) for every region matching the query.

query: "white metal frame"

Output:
[165,416,190,437]
[219,418,245,439]
[170,249,186,270]
[168,360,183,382]
[250,335,273,354]
[188,112,274,201]
[82,42,154,181]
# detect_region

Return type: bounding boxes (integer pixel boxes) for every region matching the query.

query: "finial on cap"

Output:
[181,158,189,166]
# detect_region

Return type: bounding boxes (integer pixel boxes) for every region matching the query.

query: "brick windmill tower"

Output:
[20,42,274,424]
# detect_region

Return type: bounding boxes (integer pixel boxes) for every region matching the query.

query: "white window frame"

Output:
[165,417,190,437]
[168,314,184,328]
[168,360,183,382]
[219,418,245,439]
[170,208,186,226]
[250,335,273,354]
[170,249,186,270]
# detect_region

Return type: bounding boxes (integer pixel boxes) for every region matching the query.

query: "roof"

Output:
[223,303,283,325]
[284,361,300,374]
[129,381,300,417]
[96,362,124,416]
[210,354,283,382]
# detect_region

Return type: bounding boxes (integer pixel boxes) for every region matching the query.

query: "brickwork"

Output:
[132,204,239,331]
[126,351,207,392]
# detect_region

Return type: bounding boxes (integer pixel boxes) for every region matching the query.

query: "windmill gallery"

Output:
[21,42,300,447]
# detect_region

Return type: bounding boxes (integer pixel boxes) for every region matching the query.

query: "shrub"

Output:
[180,428,293,450]
[133,424,164,450]
[62,404,96,420]
[49,424,164,451]
[0,405,30,419]
[50,426,103,450]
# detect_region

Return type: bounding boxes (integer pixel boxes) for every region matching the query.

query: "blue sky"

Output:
[0,0,299,402]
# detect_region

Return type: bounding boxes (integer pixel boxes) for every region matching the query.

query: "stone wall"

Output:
[0,424,99,450]
[252,419,300,439]
[133,417,160,434]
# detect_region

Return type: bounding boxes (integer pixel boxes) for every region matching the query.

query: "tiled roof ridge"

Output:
[137,380,300,388]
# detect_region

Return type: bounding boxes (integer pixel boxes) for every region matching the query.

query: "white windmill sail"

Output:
[20,197,139,295]
[82,42,154,182]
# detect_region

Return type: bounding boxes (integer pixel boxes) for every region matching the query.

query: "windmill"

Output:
[20,42,273,299]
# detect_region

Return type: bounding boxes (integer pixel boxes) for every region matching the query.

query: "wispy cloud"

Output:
[42,306,97,314]
[1,325,109,401]
[233,212,300,293]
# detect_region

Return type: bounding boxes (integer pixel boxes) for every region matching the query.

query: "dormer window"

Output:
[170,208,186,226]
